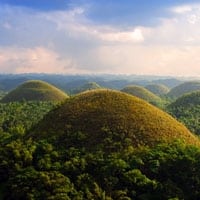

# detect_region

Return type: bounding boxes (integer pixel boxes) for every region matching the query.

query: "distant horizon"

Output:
[1,0,200,76]
[1,72,200,80]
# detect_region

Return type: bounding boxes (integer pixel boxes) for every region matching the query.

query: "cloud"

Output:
[93,45,200,76]
[41,7,145,43]
[98,28,144,43]
[0,3,200,76]
[171,5,193,14]
[0,46,78,74]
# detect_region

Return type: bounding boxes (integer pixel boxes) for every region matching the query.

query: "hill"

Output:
[121,85,162,106]
[30,89,200,150]
[1,80,69,103]
[167,91,200,135]
[168,81,200,98]
[70,82,101,94]
[145,84,169,96]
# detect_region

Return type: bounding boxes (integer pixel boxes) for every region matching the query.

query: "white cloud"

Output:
[0,47,78,74]
[187,14,200,24]
[41,8,144,43]
[98,28,144,43]
[1,3,200,76]
[172,5,192,14]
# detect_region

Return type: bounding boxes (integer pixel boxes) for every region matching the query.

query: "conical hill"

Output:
[71,82,101,94]
[168,81,200,98]
[1,80,69,103]
[145,84,169,96]
[121,85,162,106]
[31,90,200,150]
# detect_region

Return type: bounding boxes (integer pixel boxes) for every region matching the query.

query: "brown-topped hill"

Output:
[145,84,169,96]
[31,90,200,151]
[1,80,69,103]
[121,85,162,106]
[168,81,200,98]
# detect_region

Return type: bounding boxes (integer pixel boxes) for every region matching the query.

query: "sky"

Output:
[1,0,200,76]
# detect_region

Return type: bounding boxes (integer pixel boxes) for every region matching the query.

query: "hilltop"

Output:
[167,91,200,135]
[121,85,162,106]
[31,89,200,150]
[145,84,169,96]
[70,82,101,94]
[168,81,200,98]
[1,80,69,103]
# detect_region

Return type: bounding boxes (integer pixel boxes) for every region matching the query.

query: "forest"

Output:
[0,75,200,199]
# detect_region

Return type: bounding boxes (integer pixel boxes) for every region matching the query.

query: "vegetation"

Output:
[1,80,69,103]
[167,91,200,135]
[168,81,200,98]
[121,85,162,106]
[145,84,169,96]
[0,86,200,199]
[0,101,56,132]
[0,91,6,100]
[31,89,200,148]
[1,127,200,199]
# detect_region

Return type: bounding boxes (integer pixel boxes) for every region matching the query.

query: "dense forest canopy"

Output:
[167,91,200,135]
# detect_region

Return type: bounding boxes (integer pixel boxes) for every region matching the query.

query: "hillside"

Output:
[145,84,169,96]
[168,81,200,98]
[121,85,162,106]
[31,89,200,150]
[1,80,69,103]
[70,82,101,94]
[167,91,200,135]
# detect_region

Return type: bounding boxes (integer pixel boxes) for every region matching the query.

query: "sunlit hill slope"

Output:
[31,89,200,151]
[1,80,69,103]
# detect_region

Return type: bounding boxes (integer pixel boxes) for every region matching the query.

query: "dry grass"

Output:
[32,89,200,149]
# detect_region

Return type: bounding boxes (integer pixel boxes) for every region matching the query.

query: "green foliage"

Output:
[0,101,56,132]
[2,130,200,199]
[167,91,200,135]
[1,80,69,103]
[0,90,6,100]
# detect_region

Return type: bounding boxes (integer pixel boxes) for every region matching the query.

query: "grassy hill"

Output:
[167,91,200,135]
[145,84,169,96]
[31,89,200,150]
[70,82,101,94]
[1,80,69,103]
[168,81,200,98]
[121,85,162,106]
